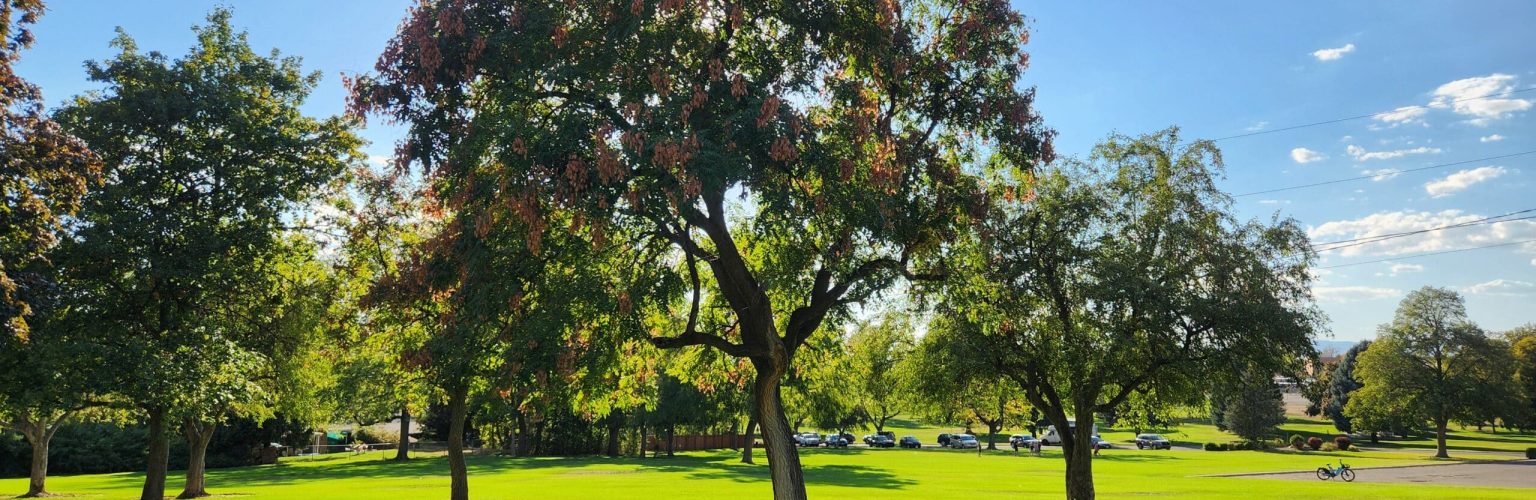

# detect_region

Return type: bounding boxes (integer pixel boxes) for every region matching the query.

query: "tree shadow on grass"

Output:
[82,450,916,493]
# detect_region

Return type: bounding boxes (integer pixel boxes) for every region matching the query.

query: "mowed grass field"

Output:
[6,417,1534,499]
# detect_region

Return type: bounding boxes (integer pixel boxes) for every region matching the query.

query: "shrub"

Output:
[1203,442,1220,451]
[355,427,400,445]
[1334,435,1352,451]
[1306,436,1323,450]
[1321,442,1337,452]
[1289,435,1306,450]
[1526,447,1535,459]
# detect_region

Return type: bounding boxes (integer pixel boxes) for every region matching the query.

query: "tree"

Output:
[54,10,358,499]
[1512,331,1536,431]
[1323,341,1370,433]
[1345,287,1519,458]
[1300,359,1332,417]
[1,0,101,342]
[847,315,916,433]
[0,277,109,497]
[909,319,1029,450]
[938,129,1319,499]
[1217,368,1285,443]
[347,1,1052,496]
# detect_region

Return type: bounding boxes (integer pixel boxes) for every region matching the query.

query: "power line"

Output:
[1312,209,1536,253]
[1212,87,1536,142]
[1316,238,1536,269]
[1234,150,1536,197]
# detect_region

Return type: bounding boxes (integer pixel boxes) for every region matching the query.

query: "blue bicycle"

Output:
[1315,461,1355,482]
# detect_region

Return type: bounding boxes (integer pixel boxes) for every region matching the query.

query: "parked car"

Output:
[937,433,953,446]
[840,432,856,444]
[824,434,848,448]
[899,436,922,449]
[1134,434,1172,450]
[949,434,979,449]
[876,430,895,442]
[1090,435,1113,449]
[1009,434,1039,450]
[796,432,822,447]
[868,435,895,448]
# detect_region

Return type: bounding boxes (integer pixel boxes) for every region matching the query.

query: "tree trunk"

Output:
[1434,418,1449,459]
[394,406,410,461]
[605,409,623,457]
[1063,420,1096,500]
[665,424,675,458]
[514,412,530,457]
[753,361,807,500]
[986,422,1001,450]
[176,419,215,499]
[446,389,469,500]
[741,416,757,464]
[20,419,58,498]
[141,408,170,500]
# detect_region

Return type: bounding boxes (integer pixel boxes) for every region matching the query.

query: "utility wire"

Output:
[1234,150,1536,197]
[1316,238,1536,269]
[1312,209,1536,253]
[1212,87,1536,142]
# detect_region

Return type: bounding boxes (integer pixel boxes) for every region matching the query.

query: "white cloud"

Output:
[1424,166,1507,198]
[1385,262,1423,276]
[1347,144,1442,161]
[1310,209,1536,257]
[1312,43,1356,61]
[368,155,392,167]
[1360,168,1401,181]
[1373,106,1427,126]
[1429,74,1533,123]
[1290,147,1327,164]
[1461,279,1535,296]
[1480,134,1505,143]
[1258,199,1291,205]
[1246,121,1269,132]
[1315,286,1401,303]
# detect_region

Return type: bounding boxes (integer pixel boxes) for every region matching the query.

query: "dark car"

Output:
[840,432,856,444]
[937,433,953,446]
[876,430,895,441]
[1134,433,1172,450]
[1009,434,1039,450]
[899,436,922,449]
[823,434,848,448]
[868,435,895,448]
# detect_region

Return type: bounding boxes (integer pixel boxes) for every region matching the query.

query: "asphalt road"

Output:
[1231,460,1536,488]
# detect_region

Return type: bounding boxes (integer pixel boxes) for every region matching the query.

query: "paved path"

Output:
[1231,460,1536,488]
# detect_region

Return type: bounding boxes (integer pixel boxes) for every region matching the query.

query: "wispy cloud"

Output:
[1315,286,1401,303]
[1424,166,1507,198]
[1462,279,1534,296]
[1246,121,1269,132]
[1312,43,1356,62]
[1258,199,1291,205]
[1382,262,1424,276]
[1346,144,1442,161]
[1373,106,1427,127]
[1360,168,1401,181]
[1480,134,1505,143]
[1290,147,1327,164]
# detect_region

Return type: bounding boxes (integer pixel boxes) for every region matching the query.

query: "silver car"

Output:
[949,434,980,449]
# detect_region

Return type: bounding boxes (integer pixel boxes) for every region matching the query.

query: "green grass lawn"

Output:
[6,441,1531,499]
[7,416,1532,498]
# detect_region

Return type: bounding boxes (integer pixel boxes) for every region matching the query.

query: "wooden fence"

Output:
[647,434,751,453]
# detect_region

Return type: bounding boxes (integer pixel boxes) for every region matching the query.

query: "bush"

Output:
[354,427,400,445]
[1334,435,1352,451]
[1321,442,1337,452]
[1526,447,1535,459]
[1306,436,1323,450]
[1203,442,1220,451]
[1289,435,1306,450]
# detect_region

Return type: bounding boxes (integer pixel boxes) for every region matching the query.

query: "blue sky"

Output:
[16,1,1535,342]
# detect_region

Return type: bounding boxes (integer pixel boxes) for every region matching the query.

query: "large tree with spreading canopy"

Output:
[935,129,1320,499]
[348,1,1051,496]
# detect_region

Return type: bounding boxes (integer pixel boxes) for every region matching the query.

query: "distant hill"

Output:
[1314,339,1360,357]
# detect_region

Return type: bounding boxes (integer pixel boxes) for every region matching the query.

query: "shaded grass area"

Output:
[5,438,1533,499]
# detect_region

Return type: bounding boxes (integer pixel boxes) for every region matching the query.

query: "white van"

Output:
[1040,420,1099,445]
